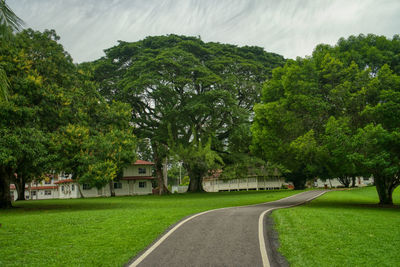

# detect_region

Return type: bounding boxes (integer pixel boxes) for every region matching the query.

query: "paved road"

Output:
[128,190,326,267]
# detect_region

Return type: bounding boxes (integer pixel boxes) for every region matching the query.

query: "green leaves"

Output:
[0,67,9,101]
[252,34,400,195]
[0,0,24,40]
[94,34,285,191]
[0,28,137,205]
[352,124,400,178]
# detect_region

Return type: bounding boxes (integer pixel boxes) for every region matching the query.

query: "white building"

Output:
[10,160,155,200]
[10,178,59,201]
[203,175,289,192]
[314,177,374,188]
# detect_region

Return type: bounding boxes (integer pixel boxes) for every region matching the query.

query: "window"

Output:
[61,186,64,191]
[139,181,147,188]
[83,184,91,190]
[71,184,75,191]
[138,168,146,174]
[44,190,51,196]
[363,177,369,181]
[114,182,122,189]
[31,191,37,196]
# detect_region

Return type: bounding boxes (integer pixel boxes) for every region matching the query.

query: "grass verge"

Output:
[0,190,298,266]
[272,186,400,267]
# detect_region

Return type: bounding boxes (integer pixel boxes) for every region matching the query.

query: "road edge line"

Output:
[258,191,327,267]
[128,209,218,267]
[128,190,319,267]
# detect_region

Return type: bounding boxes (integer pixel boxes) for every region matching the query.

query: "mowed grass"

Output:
[0,190,298,266]
[272,186,400,267]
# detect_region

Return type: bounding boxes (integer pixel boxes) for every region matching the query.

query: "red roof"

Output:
[29,186,58,190]
[54,179,74,184]
[134,160,154,165]
[10,184,29,190]
[121,176,155,180]
[10,185,58,190]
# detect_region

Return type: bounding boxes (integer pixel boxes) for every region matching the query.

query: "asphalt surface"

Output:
[128,190,326,267]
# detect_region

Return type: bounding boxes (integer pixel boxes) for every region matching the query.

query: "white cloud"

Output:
[9,0,400,63]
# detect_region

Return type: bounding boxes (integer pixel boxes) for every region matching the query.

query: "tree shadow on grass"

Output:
[7,196,150,213]
[302,199,400,211]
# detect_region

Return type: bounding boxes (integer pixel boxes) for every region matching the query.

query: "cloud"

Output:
[9,0,400,63]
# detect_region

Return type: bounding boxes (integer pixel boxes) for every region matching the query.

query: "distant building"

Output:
[314,177,374,188]
[203,177,288,192]
[10,160,155,200]
[202,170,290,192]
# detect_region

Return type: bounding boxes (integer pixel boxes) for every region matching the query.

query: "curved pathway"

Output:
[128,190,326,267]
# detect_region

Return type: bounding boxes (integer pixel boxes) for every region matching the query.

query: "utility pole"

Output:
[163,157,168,188]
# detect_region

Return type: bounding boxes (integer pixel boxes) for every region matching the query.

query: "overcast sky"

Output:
[9,0,400,63]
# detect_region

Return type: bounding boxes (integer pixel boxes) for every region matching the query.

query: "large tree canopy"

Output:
[93,35,285,192]
[252,34,400,204]
[0,29,136,208]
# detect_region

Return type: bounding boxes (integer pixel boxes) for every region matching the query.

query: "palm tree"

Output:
[0,0,24,36]
[0,0,24,101]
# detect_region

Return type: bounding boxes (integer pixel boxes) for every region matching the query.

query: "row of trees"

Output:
[0,6,136,208]
[0,1,285,208]
[252,34,400,204]
[2,1,398,207]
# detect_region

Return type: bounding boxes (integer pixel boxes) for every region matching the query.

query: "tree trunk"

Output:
[0,166,12,209]
[338,176,350,188]
[351,176,356,187]
[155,166,169,195]
[109,180,115,197]
[15,174,26,201]
[77,183,84,198]
[153,152,169,195]
[292,179,306,190]
[187,172,205,192]
[375,178,395,205]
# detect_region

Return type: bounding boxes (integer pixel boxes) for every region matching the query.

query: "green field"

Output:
[272,186,400,267]
[0,190,298,266]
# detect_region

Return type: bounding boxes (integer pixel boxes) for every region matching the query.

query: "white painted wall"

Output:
[315,177,374,188]
[132,180,152,195]
[59,183,80,199]
[123,165,152,177]
[203,177,286,192]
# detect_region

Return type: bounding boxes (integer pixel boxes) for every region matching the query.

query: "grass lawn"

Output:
[0,190,298,266]
[272,186,400,267]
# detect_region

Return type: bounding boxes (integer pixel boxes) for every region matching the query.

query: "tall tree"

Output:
[0,29,136,208]
[94,35,284,193]
[252,57,330,189]
[0,29,59,207]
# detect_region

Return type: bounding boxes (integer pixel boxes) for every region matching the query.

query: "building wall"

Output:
[123,165,152,177]
[10,176,60,201]
[59,183,80,199]
[315,177,374,188]
[132,180,152,195]
[114,180,130,196]
[56,179,152,198]
[203,177,285,192]
[10,164,155,200]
